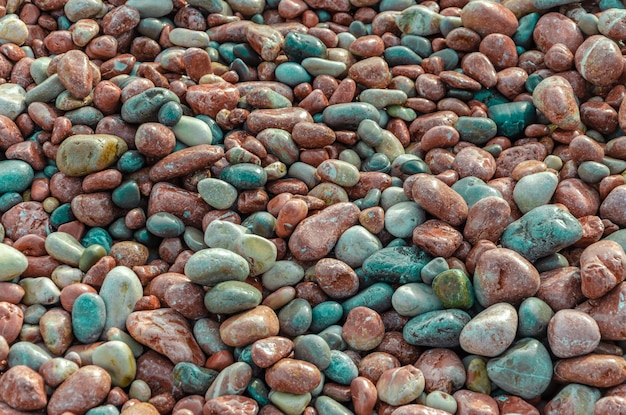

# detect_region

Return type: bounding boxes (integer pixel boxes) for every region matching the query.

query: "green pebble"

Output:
[146,212,185,238]
[455,116,497,145]
[193,318,229,355]
[430,48,459,70]
[577,160,610,183]
[23,304,46,324]
[513,171,558,214]
[403,309,471,347]
[274,62,312,87]
[387,105,416,121]
[323,103,381,130]
[324,350,358,385]
[283,32,327,62]
[45,231,85,267]
[534,252,569,272]
[473,88,510,107]
[601,156,626,175]
[357,118,383,146]
[120,87,180,124]
[334,225,383,268]
[171,115,213,146]
[109,217,134,240]
[301,57,346,77]
[65,107,103,128]
[294,334,332,370]
[183,226,207,252]
[7,341,51,371]
[362,246,432,284]
[172,362,218,395]
[220,163,267,190]
[204,280,262,314]
[116,150,145,174]
[204,220,250,251]
[451,176,502,210]
[240,211,276,239]
[25,74,65,104]
[341,282,394,317]
[137,18,167,38]
[197,178,238,210]
[56,134,128,177]
[315,396,354,415]
[401,34,432,57]
[432,269,474,309]
[487,101,536,139]
[269,391,311,415]
[50,203,76,228]
[169,27,210,48]
[184,248,249,286]
[396,5,443,36]
[318,325,347,350]
[157,101,183,126]
[247,378,270,406]
[79,244,107,272]
[261,260,304,291]
[384,201,426,238]
[501,204,583,262]
[309,301,344,333]
[256,128,300,165]
[233,44,262,66]
[517,297,554,338]
[486,338,552,399]
[384,45,423,66]
[278,298,312,337]
[0,160,34,194]
[360,89,408,109]
[513,12,539,49]
[233,233,276,276]
[0,192,22,213]
[85,404,119,415]
[392,283,443,317]
[112,180,141,209]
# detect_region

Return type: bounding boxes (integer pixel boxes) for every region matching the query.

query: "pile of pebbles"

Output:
[4,0,626,413]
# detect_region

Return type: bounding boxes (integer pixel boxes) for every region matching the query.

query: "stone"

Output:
[548,309,601,358]
[92,341,136,388]
[377,365,425,406]
[532,76,581,131]
[56,134,128,177]
[403,309,471,348]
[219,305,280,347]
[579,240,626,299]
[265,358,322,394]
[0,365,47,411]
[342,306,385,351]
[205,362,252,399]
[0,243,28,281]
[184,248,250,286]
[100,266,143,334]
[47,366,111,415]
[459,303,517,357]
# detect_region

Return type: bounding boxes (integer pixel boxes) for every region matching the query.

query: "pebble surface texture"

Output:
[2,0,626,414]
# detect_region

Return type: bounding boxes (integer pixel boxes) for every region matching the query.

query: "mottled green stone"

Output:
[0,160,34,194]
[403,309,471,347]
[172,362,218,395]
[432,269,474,310]
[146,212,185,238]
[310,301,344,332]
[204,280,262,314]
[219,163,267,190]
[362,246,432,284]
[324,350,358,385]
[487,101,536,139]
[278,298,312,337]
[341,282,394,317]
[323,103,381,130]
[294,334,332,371]
[517,297,554,338]
[283,32,327,62]
[455,116,498,145]
[120,87,180,124]
[7,341,51,371]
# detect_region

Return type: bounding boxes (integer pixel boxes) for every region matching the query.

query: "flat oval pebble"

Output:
[56,134,128,177]
[100,266,143,333]
[47,365,111,415]
[0,243,28,281]
[184,248,250,286]
[72,292,106,343]
[219,305,280,347]
[554,354,626,388]
[513,171,559,214]
[411,173,468,226]
[204,281,261,314]
[92,340,136,387]
[459,303,517,357]
[403,309,471,347]
[377,365,425,406]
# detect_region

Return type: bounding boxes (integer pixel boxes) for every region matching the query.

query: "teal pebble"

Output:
[451,176,502,209]
[454,116,497,145]
[601,156,626,175]
[278,298,312,337]
[486,338,552,399]
[315,396,354,415]
[274,63,312,87]
[517,297,554,338]
[294,334,332,370]
[0,192,23,212]
[362,246,432,284]
[430,48,459,70]
[323,103,381,130]
[247,378,271,406]
[487,101,536,139]
[341,282,394,317]
[0,160,34,194]
[501,204,584,262]
[85,405,120,415]
[116,150,146,174]
[362,153,391,173]
[384,46,423,65]
[109,217,134,240]
[204,280,262,314]
[513,171,559,214]
[7,341,51,371]
[157,100,183,126]
[513,12,539,49]
[112,180,141,209]
[310,301,344,332]
[65,107,103,128]
[183,226,207,252]
[81,227,113,252]
[172,362,218,395]
[403,309,471,347]
[50,203,76,228]
[577,161,610,183]
[283,32,327,62]
[134,228,162,248]
[193,318,229,355]
[146,212,185,238]
[324,350,359,385]
[219,163,268,190]
[120,87,180,124]
[384,201,426,238]
[534,253,569,272]
[241,211,276,239]
[473,88,509,107]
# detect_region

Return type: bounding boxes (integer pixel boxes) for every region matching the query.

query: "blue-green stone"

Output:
[486,338,552,399]
[137,17,167,39]
[392,282,443,317]
[204,280,262,314]
[384,201,426,239]
[501,204,584,262]
[487,101,536,139]
[116,150,146,173]
[217,42,236,64]
[524,73,544,94]
[50,203,75,228]
[577,161,610,183]
[310,301,344,332]
[247,378,270,406]
[473,88,509,107]
[513,171,559,213]
[197,115,224,144]
[85,405,120,415]
[112,180,141,209]
[517,297,554,338]
[324,350,358,385]
[109,217,134,240]
[283,32,327,62]
[383,46,423,66]
[231,59,256,82]
[318,325,347,350]
[401,34,432,57]
[133,228,162,248]
[513,12,539,49]
[323,103,381,130]
[0,160,34,194]
[120,87,180,124]
[430,48,459,70]
[362,153,391,173]
[604,229,626,252]
[0,192,22,213]
[65,107,103,128]
[7,341,51,371]
[81,227,113,252]
[600,0,624,9]
[451,176,502,210]
[349,20,368,37]
[362,246,432,284]
[146,212,185,238]
[403,309,471,347]
[341,282,394,317]
[25,74,65,105]
[454,116,497,145]
[157,101,183,126]
[399,158,431,175]
[219,163,267,190]
[193,318,228,355]
[534,253,569,272]
[432,269,475,310]
[172,362,218,395]
[278,298,312,337]
[294,334,332,370]
[386,105,416,121]
[241,211,276,238]
[72,292,106,343]
[233,43,262,66]
[315,396,354,415]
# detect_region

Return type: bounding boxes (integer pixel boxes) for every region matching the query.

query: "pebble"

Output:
[56,134,128,177]
[204,281,262,314]
[513,171,559,214]
[0,243,28,281]
[459,303,517,357]
[403,309,471,347]
[219,305,280,347]
[47,365,111,415]
[376,365,425,406]
[532,76,581,131]
[543,384,600,415]
[99,266,143,333]
[0,365,47,411]
[362,246,432,284]
[92,341,136,387]
[184,248,250,286]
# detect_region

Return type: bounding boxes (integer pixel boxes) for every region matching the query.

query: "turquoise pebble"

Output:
[204,281,262,314]
[398,158,431,176]
[256,128,299,165]
[401,34,432,57]
[7,341,51,371]
[146,212,185,238]
[501,204,583,262]
[220,163,267,190]
[403,309,471,347]
[487,338,552,399]
[157,101,183,126]
[323,103,381,130]
[100,266,143,333]
[288,162,319,189]
[109,218,134,240]
[172,362,218,395]
[25,74,65,104]
[133,228,161,248]
[384,201,426,238]
[85,404,120,415]
[50,203,76,228]
[430,48,459,70]
[116,150,145,173]
[112,180,141,209]
[324,350,358,385]
[432,269,474,309]
[247,378,270,406]
[278,298,312,337]
[217,42,236,64]
[233,44,262,66]
[120,87,180,124]
[601,156,626,175]
[275,62,312,87]
[137,17,167,38]
[294,334,332,370]
[513,12,539,49]
[183,226,207,252]
[525,73,544,94]
[517,297,554,338]
[184,248,249,286]
[473,88,509,107]
[310,301,344,333]
[341,282,394,317]
[0,192,22,212]
[439,15,462,37]
[0,160,34,194]
[455,116,497,145]
[384,45,423,65]
[577,161,610,183]
[362,246,432,284]
[283,32,327,62]
[362,153,391,173]
[534,253,568,272]
[315,396,354,415]
[392,282,443,317]
[241,211,276,239]
[513,171,558,214]
[65,107,103,128]
[380,187,409,210]
[387,105,416,121]
[318,325,347,350]
[487,101,536,139]
[354,141,375,159]
[600,0,624,9]
[451,176,502,209]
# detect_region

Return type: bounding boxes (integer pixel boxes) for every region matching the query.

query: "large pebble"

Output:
[0,84,26,120]
[126,308,205,365]
[575,35,623,87]
[459,303,517,357]
[403,309,471,347]
[0,160,33,194]
[0,243,28,281]
[334,226,382,268]
[554,354,626,387]
[532,75,581,131]
[548,309,601,358]
[219,305,280,347]
[100,266,143,333]
[579,240,626,299]
[0,365,47,411]
[0,14,29,45]
[460,0,518,37]
[233,233,277,276]
[411,174,468,226]
[266,358,322,394]
[205,361,252,399]
[47,365,111,415]
[55,134,128,177]
[204,281,262,314]
[92,341,136,387]
[362,246,431,284]
[377,365,425,406]
[513,172,558,214]
[184,248,250,286]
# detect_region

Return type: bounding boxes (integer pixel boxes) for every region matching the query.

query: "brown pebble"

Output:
[411,174,468,227]
[0,365,47,411]
[265,358,322,394]
[412,219,463,258]
[415,348,466,394]
[342,306,385,351]
[203,396,259,415]
[250,336,294,368]
[554,354,626,387]
[314,258,359,299]
[579,240,626,299]
[47,365,111,415]
[548,309,601,358]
